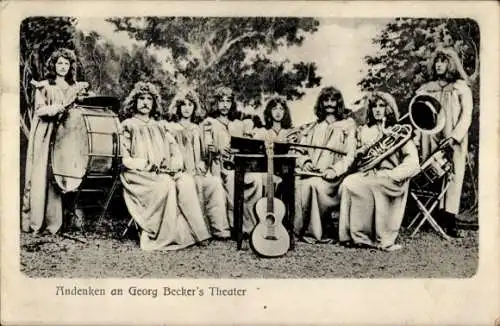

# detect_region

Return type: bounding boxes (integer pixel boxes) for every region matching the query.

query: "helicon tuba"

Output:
[354,93,443,172]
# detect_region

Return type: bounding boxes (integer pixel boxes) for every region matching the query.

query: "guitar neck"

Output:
[266,141,274,213]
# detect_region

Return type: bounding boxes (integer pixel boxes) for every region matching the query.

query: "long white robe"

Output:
[168,121,231,238]
[22,80,87,234]
[293,118,357,241]
[199,117,261,234]
[120,118,210,251]
[414,79,473,214]
[338,125,420,248]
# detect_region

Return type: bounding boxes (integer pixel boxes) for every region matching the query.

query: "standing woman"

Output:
[338,92,420,251]
[167,89,231,239]
[414,47,474,237]
[22,48,89,234]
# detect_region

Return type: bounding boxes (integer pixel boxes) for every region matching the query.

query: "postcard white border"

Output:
[1,1,499,325]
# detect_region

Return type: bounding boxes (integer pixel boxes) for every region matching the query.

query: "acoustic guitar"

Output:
[250,134,290,258]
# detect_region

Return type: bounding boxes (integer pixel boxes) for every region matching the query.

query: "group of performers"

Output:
[22,45,474,253]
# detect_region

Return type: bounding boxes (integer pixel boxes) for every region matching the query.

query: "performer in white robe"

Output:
[166,89,231,239]
[199,87,260,235]
[339,92,420,251]
[293,86,357,244]
[22,48,89,234]
[413,47,474,237]
[120,82,211,251]
[250,96,294,209]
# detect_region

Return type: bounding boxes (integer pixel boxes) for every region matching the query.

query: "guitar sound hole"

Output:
[265,215,275,225]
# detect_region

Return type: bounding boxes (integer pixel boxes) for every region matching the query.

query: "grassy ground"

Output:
[20,214,478,278]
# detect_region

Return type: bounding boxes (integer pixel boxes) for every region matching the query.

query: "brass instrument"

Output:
[223,93,445,175]
[408,94,454,188]
[408,94,444,135]
[354,124,413,172]
[354,93,444,172]
[283,121,316,143]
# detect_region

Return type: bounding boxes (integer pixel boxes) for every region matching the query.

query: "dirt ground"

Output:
[20,214,478,278]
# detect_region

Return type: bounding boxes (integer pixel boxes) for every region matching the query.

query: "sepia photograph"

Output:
[19,15,480,278]
[1,1,499,325]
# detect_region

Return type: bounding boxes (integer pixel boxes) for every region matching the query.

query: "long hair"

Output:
[121,82,163,120]
[167,89,205,123]
[314,86,345,121]
[364,91,399,127]
[45,48,77,85]
[263,97,293,129]
[428,47,470,83]
[209,86,241,121]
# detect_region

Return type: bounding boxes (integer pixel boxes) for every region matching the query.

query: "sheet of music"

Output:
[1,1,498,325]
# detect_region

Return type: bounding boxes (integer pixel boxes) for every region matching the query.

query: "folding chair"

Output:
[406,149,453,240]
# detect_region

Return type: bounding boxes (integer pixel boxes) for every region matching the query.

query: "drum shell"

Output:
[411,150,452,189]
[51,106,121,192]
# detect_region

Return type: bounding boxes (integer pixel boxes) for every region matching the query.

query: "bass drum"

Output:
[50,102,121,193]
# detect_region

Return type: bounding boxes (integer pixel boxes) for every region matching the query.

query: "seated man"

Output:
[294,86,357,244]
[120,82,211,251]
[338,91,420,251]
[199,86,259,236]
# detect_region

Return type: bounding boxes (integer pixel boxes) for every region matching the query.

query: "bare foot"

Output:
[381,244,402,252]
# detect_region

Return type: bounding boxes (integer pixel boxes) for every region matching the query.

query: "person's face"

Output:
[55,56,71,77]
[435,56,449,76]
[372,99,387,122]
[217,95,232,116]
[322,95,338,114]
[180,99,195,119]
[137,93,154,115]
[271,103,285,123]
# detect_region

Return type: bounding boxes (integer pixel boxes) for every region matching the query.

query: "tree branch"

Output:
[206,31,260,69]
[203,29,218,64]
[176,36,204,67]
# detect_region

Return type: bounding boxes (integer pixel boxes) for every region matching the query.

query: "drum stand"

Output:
[65,133,121,238]
[406,172,452,240]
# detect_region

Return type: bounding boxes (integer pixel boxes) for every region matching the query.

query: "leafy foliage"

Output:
[359,18,479,116]
[359,18,479,213]
[106,17,322,109]
[75,30,176,114]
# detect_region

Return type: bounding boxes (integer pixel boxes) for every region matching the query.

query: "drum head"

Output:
[51,109,89,192]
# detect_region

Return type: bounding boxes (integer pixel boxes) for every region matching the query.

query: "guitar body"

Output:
[251,197,290,258]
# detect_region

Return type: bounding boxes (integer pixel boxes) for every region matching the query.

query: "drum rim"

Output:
[50,107,121,192]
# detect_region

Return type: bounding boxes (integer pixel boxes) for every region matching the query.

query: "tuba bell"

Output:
[408,94,444,135]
